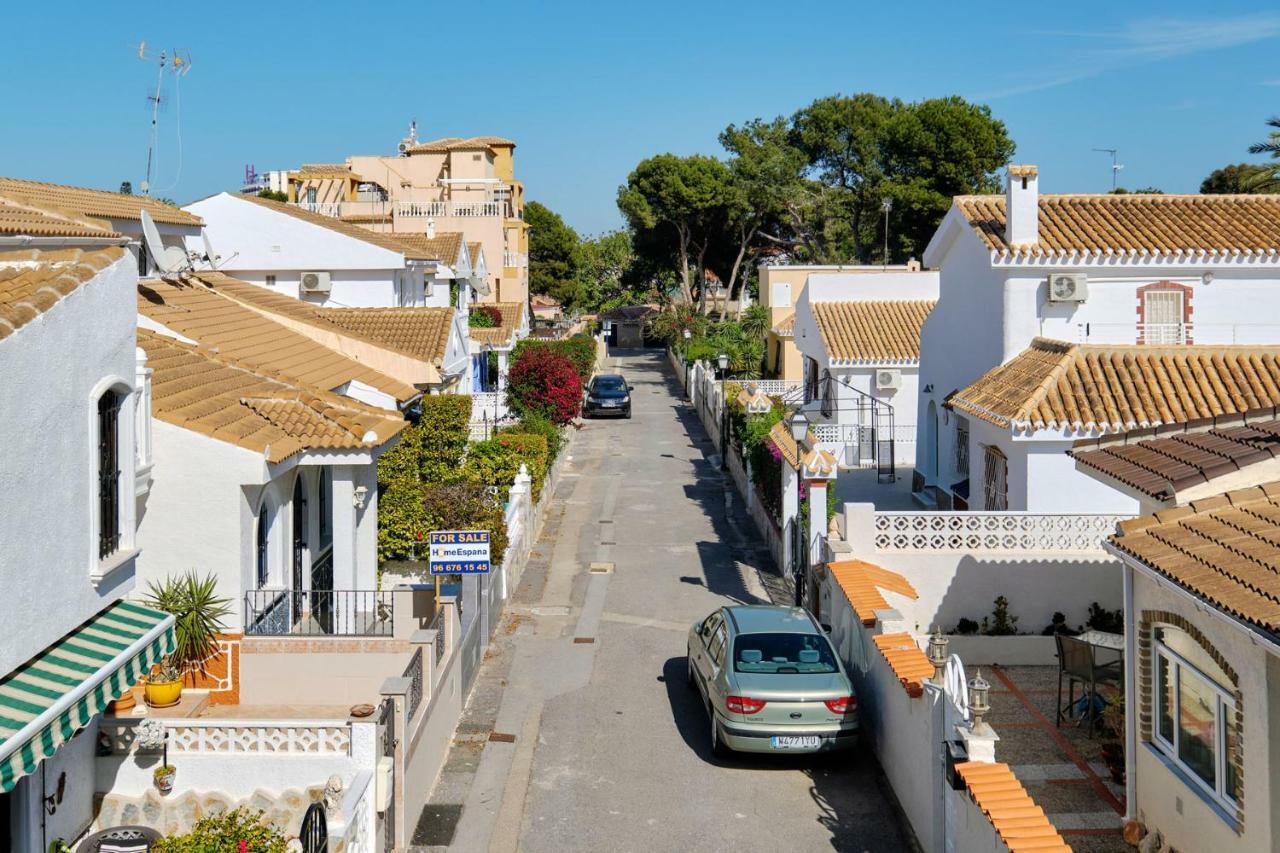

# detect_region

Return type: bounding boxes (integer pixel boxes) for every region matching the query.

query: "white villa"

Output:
[792,269,937,471]
[184,193,474,309]
[915,167,1280,512]
[0,226,175,849]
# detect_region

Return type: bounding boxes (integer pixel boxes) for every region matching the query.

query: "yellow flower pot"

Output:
[144,678,183,708]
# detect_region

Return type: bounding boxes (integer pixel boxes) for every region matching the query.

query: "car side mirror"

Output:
[821,623,833,634]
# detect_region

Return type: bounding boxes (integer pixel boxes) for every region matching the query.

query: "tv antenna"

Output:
[1092,148,1123,191]
[136,41,193,196]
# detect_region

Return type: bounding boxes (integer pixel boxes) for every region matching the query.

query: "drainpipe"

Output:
[1123,562,1137,822]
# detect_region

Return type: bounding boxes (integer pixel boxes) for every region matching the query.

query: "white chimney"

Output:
[1004,165,1039,248]
[426,217,436,239]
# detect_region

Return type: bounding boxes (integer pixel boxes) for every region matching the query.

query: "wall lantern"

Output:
[969,669,991,729]
[716,352,730,372]
[927,625,950,683]
[789,410,810,443]
[353,485,369,509]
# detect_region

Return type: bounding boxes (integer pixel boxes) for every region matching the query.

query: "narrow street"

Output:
[412,350,909,853]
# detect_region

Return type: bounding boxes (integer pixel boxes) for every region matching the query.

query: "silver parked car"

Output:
[687,605,859,756]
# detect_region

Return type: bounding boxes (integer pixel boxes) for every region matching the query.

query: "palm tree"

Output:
[1246,117,1280,192]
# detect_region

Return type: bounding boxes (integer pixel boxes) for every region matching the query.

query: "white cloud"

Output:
[979,14,1280,99]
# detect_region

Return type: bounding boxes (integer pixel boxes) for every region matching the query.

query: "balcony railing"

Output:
[503,251,528,268]
[290,196,521,221]
[871,511,1127,553]
[243,587,395,636]
[294,201,344,217]
[399,200,505,219]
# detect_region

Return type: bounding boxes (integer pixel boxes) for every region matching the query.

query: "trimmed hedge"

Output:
[463,432,549,502]
[499,415,564,464]
[512,335,596,384]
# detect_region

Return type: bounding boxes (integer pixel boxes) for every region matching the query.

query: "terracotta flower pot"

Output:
[144,678,183,708]
[107,689,137,714]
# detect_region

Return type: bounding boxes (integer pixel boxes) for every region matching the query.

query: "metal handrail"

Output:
[243,587,395,636]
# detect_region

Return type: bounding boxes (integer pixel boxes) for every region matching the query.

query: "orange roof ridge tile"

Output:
[0,177,202,226]
[954,762,1070,852]
[0,247,127,342]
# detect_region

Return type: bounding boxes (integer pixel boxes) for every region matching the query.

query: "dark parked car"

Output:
[583,374,632,418]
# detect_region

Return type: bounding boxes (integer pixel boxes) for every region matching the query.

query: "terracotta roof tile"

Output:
[235,195,432,260]
[811,300,934,363]
[871,633,934,697]
[1109,483,1280,635]
[137,275,417,403]
[468,241,484,265]
[955,762,1070,852]
[0,177,202,226]
[138,329,406,462]
[469,302,525,347]
[396,232,464,265]
[1071,419,1280,500]
[828,560,920,627]
[949,337,1280,432]
[405,136,514,154]
[771,311,796,337]
[0,196,121,238]
[0,247,126,341]
[956,193,1280,258]
[294,163,362,179]
[190,273,453,371]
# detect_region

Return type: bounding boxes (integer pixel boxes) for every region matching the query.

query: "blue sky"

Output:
[2,1,1277,235]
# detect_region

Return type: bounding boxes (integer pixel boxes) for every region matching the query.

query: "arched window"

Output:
[256,504,270,588]
[97,390,123,559]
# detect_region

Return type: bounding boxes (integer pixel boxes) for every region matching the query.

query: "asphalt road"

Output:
[417,349,910,853]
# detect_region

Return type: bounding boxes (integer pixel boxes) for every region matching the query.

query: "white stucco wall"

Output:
[1131,575,1276,852]
[0,252,139,675]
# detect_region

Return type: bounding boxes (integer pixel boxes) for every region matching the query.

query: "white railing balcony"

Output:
[100,718,353,755]
[399,200,504,219]
[293,201,344,218]
[1076,321,1280,346]
[871,511,1128,553]
[503,252,528,268]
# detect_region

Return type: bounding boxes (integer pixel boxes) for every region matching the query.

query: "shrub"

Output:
[956,617,980,635]
[141,572,232,680]
[512,336,596,384]
[500,415,563,463]
[507,348,582,425]
[462,439,525,502]
[378,479,430,563]
[421,483,509,565]
[469,305,503,328]
[378,395,470,488]
[495,432,549,500]
[152,808,287,853]
[1086,602,1124,633]
[981,595,1019,636]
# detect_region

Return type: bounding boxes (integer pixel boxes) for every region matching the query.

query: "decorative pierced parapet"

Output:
[102,720,352,755]
[872,512,1126,552]
[404,647,424,721]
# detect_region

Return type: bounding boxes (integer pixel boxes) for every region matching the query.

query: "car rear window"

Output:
[733,633,838,674]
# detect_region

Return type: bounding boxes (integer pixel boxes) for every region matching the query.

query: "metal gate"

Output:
[789,515,808,607]
[311,546,335,634]
[379,698,396,851]
[299,802,327,853]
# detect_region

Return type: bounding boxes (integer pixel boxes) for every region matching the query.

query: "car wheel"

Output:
[686,649,696,690]
[709,713,730,758]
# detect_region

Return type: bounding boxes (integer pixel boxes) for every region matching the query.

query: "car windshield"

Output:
[733,633,838,674]
[591,377,628,398]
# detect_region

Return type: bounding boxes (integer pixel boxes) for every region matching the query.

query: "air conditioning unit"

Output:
[300,271,331,294]
[1047,273,1088,302]
[875,369,902,391]
[397,140,410,155]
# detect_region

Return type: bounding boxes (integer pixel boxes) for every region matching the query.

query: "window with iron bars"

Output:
[954,418,970,478]
[97,391,123,559]
[982,445,1008,511]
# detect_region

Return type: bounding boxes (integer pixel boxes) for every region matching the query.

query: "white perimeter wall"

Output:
[0,253,139,674]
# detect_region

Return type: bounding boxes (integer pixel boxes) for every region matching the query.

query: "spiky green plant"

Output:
[143,572,231,676]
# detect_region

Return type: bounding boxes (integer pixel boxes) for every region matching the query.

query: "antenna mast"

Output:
[1092,148,1123,191]
[136,41,193,196]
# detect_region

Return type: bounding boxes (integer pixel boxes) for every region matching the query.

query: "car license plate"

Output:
[603,400,621,407]
[770,735,821,749]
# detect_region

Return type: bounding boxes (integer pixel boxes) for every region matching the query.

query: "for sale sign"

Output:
[428,530,491,575]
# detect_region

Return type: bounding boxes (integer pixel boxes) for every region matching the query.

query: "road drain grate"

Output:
[599,519,614,524]
[488,731,517,743]
[573,637,596,644]
[600,540,617,545]
[589,562,614,573]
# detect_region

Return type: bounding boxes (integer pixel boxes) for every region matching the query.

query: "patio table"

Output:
[1076,629,1124,653]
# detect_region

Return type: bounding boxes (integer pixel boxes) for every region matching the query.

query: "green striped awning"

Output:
[0,600,174,792]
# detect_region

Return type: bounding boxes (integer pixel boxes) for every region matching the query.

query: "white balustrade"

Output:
[872,511,1127,552]
[102,719,352,755]
[293,201,344,218]
[398,200,503,219]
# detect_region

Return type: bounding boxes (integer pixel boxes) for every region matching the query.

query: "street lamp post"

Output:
[717,352,730,471]
[881,197,893,268]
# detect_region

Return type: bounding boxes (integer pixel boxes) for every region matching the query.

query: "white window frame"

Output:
[1152,630,1239,812]
[88,375,138,584]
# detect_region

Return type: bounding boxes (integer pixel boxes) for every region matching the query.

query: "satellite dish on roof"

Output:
[199,229,222,270]
[140,209,191,275]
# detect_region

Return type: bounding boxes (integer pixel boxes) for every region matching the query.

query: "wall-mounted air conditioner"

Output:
[1047,273,1088,303]
[300,271,331,294]
[875,369,902,391]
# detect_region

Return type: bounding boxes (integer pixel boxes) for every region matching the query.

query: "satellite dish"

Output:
[199,229,222,270]
[140,209,190,274]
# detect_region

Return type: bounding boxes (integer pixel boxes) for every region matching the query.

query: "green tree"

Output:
[1200,163,1272,193]
[718,117,808,311]
[617,154,733,306]
[1246,118,1280,192]
[526,200,581,308]
[574,230,636,310]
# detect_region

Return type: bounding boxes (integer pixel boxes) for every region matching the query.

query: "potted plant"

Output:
[153,764,177,795]
[141,572,231,708]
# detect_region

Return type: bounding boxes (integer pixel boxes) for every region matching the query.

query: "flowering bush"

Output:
[152,808,286,853]
[511,336,596,384]
[468,305,503,328]
[506,348,582,425]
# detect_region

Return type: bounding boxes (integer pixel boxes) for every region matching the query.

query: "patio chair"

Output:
[1055,635,1122,736]
[75,825,162,853]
